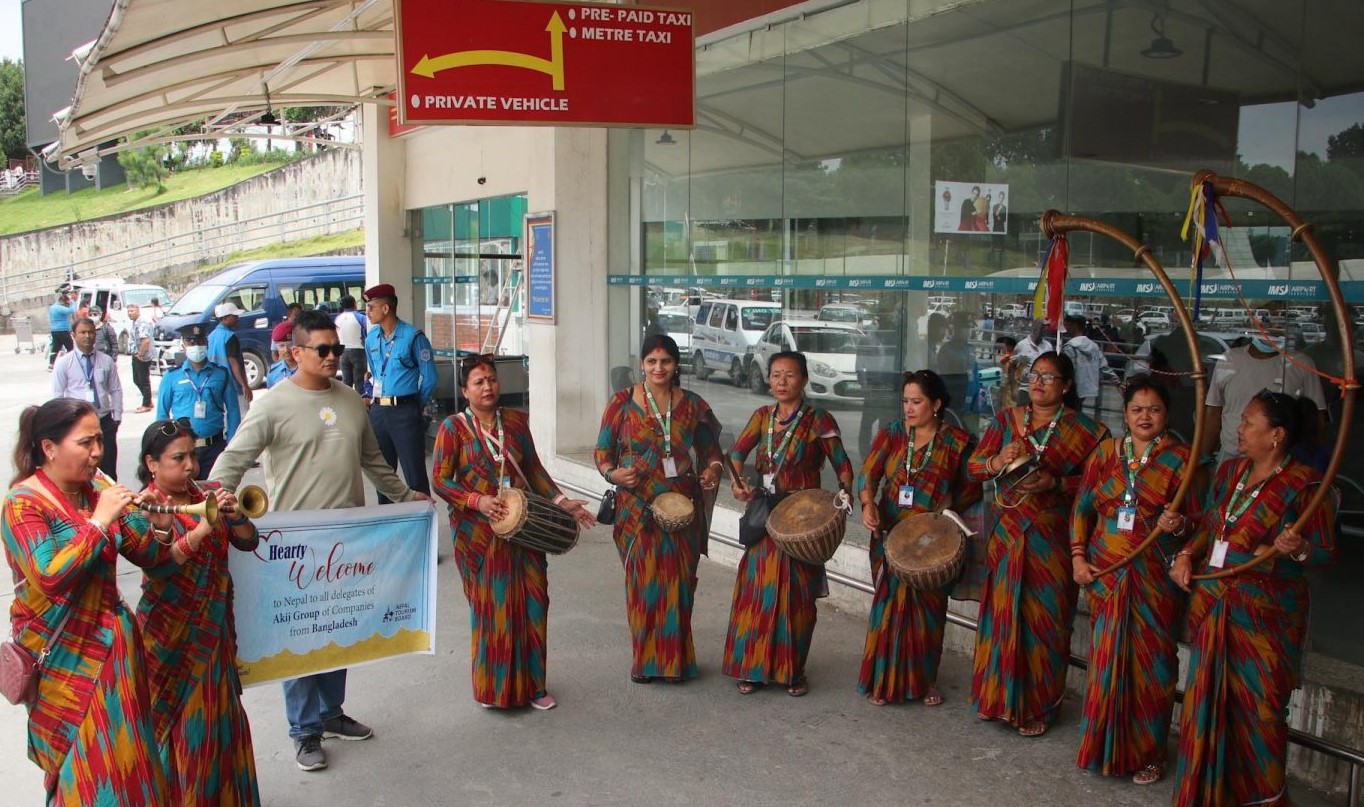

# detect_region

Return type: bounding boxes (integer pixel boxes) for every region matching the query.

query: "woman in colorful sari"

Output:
[595,334,724,684]
[2,398,173,805]
[433,354,595,710]
[724,351,854,697]
[1070,376,1198,785]
[1170,391,1336,806]
[967,351,1108,737]
[857,370,980,706]
[136,419,262,805]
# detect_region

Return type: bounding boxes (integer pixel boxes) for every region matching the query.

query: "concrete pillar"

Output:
[524,127,612,463]
[361,105,412,313]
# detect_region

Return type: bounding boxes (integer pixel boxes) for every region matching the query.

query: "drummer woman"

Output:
[1169,391,1335,806]
[433,355,595,710]
[136,418,262,805]
[595,334,724,684]
[857,370,980,706]
[2,398,174,804]
[724,351,854,697]
[1070,377,1198,785]
[967,351,1108,737]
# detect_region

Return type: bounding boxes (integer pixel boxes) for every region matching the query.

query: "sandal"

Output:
[737,680,760,695]
[1132,764,1163,786]
[1018,720,1048,738]
[787,676,808,697]
[630,674,653,685]
[867,695,887,706]
[922,688,944,707]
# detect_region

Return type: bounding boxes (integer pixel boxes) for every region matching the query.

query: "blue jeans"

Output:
[283,669,347,739]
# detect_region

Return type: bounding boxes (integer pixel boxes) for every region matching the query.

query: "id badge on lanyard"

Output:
[194,399,207,419]
[372,379,383,399]
[1116,505,1136,533]
[762,472,776,493]
[1209,538,1230,568]
[663,456,678,478]
[897,485,915,508]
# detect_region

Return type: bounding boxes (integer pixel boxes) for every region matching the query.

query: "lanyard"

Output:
[1222,458,1287,535]
[643,385,673,457]
[764,405,806,475]
[185,366,208,400]
[377,331,398,382]
[1121,434,1162,505]
[903,425,937,480]
[80,353,95,387]
[467,408,506,485]
[1025,407,1064,456]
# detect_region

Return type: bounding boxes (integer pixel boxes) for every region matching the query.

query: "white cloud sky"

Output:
[0,0,23,63]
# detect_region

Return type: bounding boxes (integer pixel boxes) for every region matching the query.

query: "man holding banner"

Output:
[211,310,431,773]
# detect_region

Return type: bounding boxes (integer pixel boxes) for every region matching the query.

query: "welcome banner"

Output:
[228,502,439,688]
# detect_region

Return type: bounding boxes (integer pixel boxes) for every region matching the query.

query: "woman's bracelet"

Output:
[467,492,482,511]
[708,460,724,472]
[152,527,174,545]
[553,494,568,506]
[1070,547,1086,558]
[601,466,616,483]
[174,535,198,561]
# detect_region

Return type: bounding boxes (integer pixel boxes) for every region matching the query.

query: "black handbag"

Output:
[596,489,618,525]
[739,491,789,547]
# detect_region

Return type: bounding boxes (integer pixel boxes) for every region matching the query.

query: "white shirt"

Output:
[335,310,367,349]
[1062,334,1108,400]
[1207,346,1327,456]
[53,349,123,420]
[1013,336,1053,371]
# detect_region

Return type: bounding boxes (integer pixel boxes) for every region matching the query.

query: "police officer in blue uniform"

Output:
[156,323,241,478]
[362,283,437,502]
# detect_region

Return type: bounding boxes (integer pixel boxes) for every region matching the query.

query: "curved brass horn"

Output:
[142,495,219,526]
[237,485,269,519]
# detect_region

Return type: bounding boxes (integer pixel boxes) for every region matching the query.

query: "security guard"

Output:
[362,283,437,502]
[156,323,241,478]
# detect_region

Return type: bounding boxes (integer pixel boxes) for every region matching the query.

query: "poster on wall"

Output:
[526,212,555,322]
[935,181,1009,235]
[228,502,439,688]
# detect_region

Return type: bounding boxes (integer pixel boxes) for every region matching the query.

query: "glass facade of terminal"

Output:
[609,0,1364,666]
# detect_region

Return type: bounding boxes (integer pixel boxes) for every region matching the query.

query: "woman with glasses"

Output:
[1069,377,1199,786]
[967,351,1108,738]
[433,355,595,710]
[1169,391,1336,806]
[595,334,724,684]
[2,399,174,805]
[135,419,262,805]
[723,351,854,697]
[857,370,980,706]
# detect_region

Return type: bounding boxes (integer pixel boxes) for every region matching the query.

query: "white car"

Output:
[749,320,864,402]
[817,303,877,329]
[656,306,694,366]
[1126,332,1236,379]
[1137,311,1171,331]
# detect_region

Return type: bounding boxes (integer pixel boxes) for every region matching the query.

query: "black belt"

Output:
[194,433,223,448]
[374,395,418,406]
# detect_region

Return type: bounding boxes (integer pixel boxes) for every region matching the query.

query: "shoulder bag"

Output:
[1,606,75,706]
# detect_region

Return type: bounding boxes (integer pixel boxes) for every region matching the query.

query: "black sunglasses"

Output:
[154,418,194,437]
[297,342,346,359]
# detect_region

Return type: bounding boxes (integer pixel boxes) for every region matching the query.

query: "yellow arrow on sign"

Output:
[411,11,566,90]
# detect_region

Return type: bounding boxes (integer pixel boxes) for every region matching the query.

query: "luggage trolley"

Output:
[11,315,40,354]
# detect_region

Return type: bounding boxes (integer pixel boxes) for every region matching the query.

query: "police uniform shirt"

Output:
[266,359,296,389]
[156,361,241,440]
[363,320,437,402]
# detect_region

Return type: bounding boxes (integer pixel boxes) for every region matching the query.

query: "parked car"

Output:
[1125,331,1236,379]
[692,299,782,385]
[72,279,172,354]
[154,256,365,388]
[748,320,864,402]
[1137,310,1172,331]
[656,306,694,367]
[817,303,877,329]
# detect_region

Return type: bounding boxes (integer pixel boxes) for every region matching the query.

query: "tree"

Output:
[0,59,25,162]
[117,135,168,193]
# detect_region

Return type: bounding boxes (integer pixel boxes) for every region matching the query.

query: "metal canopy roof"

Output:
[52,0,396,166]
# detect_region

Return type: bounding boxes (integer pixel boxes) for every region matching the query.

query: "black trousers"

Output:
[49,331,72,368]
[369,402,429,503]
[99,414,120,480]
[340,348,367,394]
[132,358,153,407]
[195,440,226,480]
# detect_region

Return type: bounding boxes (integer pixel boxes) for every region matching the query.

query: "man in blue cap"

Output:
[362,283,437,502]
[156,322,241,477]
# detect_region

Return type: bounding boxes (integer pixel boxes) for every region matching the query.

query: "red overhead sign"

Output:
[395,0,695,127]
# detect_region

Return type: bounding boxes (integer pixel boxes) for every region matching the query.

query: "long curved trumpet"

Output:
[142,495,219,525]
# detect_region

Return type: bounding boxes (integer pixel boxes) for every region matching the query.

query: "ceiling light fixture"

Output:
[655,130,677,146]
[1141,14,1182,59]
